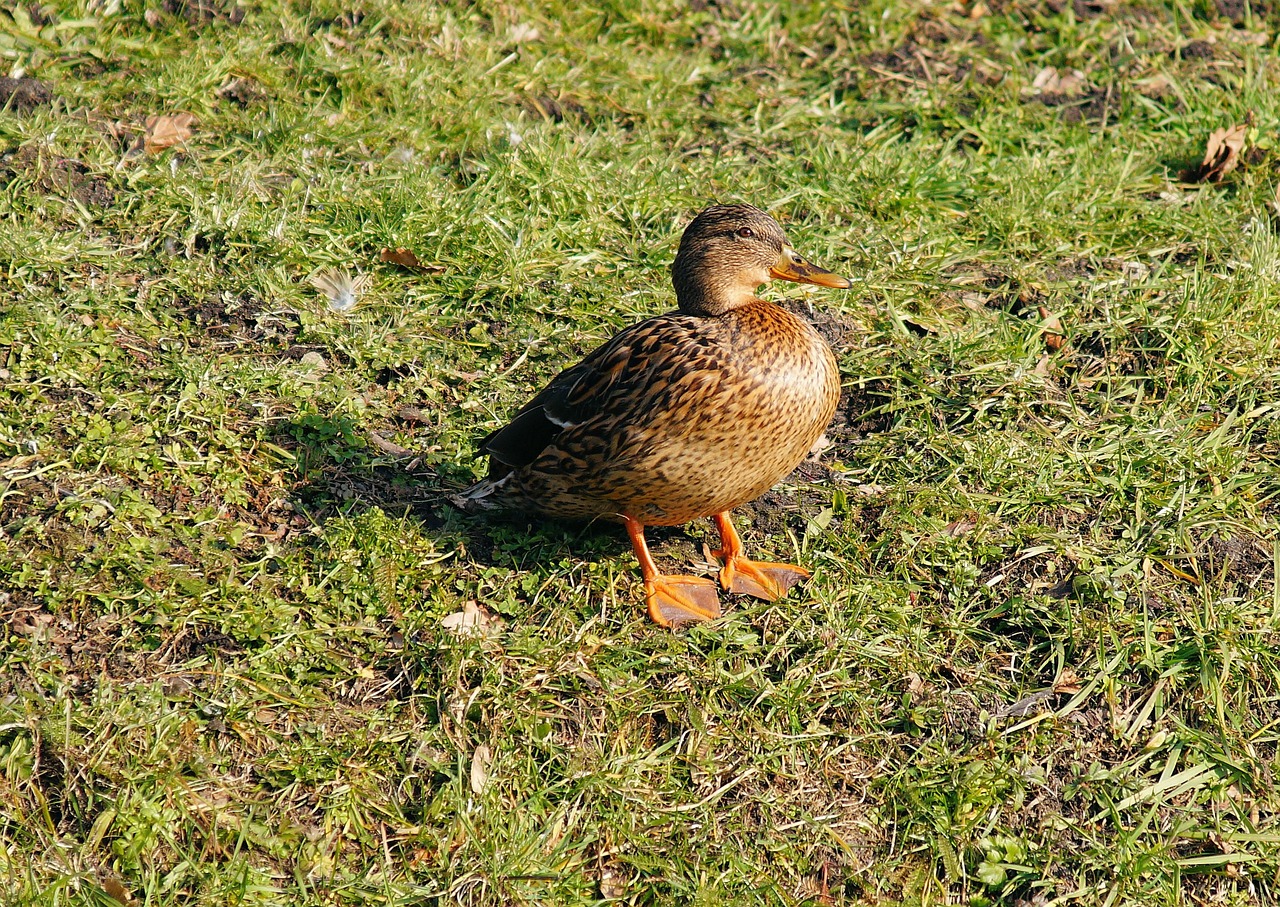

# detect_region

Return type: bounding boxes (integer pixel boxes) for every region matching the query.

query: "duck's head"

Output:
[671,204,851,316]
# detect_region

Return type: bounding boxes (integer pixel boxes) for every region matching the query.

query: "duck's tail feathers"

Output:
[447,475,511,514]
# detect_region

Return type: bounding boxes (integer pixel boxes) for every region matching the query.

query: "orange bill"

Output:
[769,245,852,289]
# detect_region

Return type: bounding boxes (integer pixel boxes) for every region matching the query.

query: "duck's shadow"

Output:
[275,413,709,573]
[430,505,707,575]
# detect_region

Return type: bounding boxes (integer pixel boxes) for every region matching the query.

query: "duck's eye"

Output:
[736,227,754,238]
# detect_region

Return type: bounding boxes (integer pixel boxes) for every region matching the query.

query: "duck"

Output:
[460,203,851,626]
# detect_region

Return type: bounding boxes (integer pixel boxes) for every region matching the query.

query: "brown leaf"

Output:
[942,516,976,537]
[1136,74,1173,99]
[99,876,133,905]
[144,113,197,154]
[395,405,429,423]
[369,430,412,457]
[1054,668,1083,695]
[1036,304,1065,351]
[469,744,491,794]
[440,600,501,638]
[1030,66,1086,96]
[1187,122,1248,183]
[597,856,626,899]
[379,247,444,274]
[806,432,833,459]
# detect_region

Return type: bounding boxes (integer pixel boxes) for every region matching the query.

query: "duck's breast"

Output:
[621,302,840,523]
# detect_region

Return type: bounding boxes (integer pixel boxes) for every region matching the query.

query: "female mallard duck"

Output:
[462,204,850,626]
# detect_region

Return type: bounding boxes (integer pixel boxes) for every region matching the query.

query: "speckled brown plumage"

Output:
[461,204,851,626]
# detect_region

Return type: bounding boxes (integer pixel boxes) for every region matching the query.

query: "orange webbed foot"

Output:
[716,557,810,601]
[625,514,724,628]
[710,510,811,601]
[645,575,722,627]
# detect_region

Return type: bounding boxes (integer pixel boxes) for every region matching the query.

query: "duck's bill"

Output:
[769,246,852,289]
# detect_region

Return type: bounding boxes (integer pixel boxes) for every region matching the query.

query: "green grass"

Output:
[3,0,1280,904]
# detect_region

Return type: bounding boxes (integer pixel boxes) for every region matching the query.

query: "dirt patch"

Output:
[1191,530,1273,592]
[3,599,141,699]
[861,42,985,87]
[739,451,891,550]
[1040,258,1103,283]
[741,481,836,540]
[862,40,934,83]
[0,76,53,112]
[0,469,64,536]
[1213,0,1276,23]
[154,623,246,663]
[1043,0,1112,18]
[517,92,592,125]
[161,0,246,25]
[1026,86,1115,125]
[171,293,301,348]
[291,461,424,512]
[1066,321,1169,380]
[215,75,266,107]
[778,299,862,351]
[852,15,996,93]
[688,0,741,13]
[829,379,895,450]
[984,544,1077,604]
[1,144,115,208]
[944,265,1048,313]
[1176,39,1217,60]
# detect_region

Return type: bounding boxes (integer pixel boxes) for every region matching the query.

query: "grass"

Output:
[3,0,1280,903]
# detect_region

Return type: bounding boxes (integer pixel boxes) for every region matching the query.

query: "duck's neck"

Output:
[672,256,764,317]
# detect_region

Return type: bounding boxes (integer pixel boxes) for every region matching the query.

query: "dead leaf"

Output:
[469,744,491,794]
[395,405,429,423]
[906,672,927,696]
[507,22,541,44]
[216,76,264,106]
[1121,260,1150,282]
[1054,668,1083,694]
[1187,121,1249,183]
[1030,66,1086,96]
[1036,305,1065,351]
[379,247,445,275]
[597,857,626,899]
[1227,29,1271,46]
[942,516,976,537]
[1136,74,1173,99]
[441,600,497,637]
[143,113,196,154]
[369,431,412,457]
[807,433,833,459]
[99,876,133,905]
[13,611,54,641]
[298,350,327,371]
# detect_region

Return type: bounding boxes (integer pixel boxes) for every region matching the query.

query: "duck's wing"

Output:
[480,312,716,474]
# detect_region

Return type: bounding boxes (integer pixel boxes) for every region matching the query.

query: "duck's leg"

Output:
[711,511,810,600]
[623,515,721,627]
